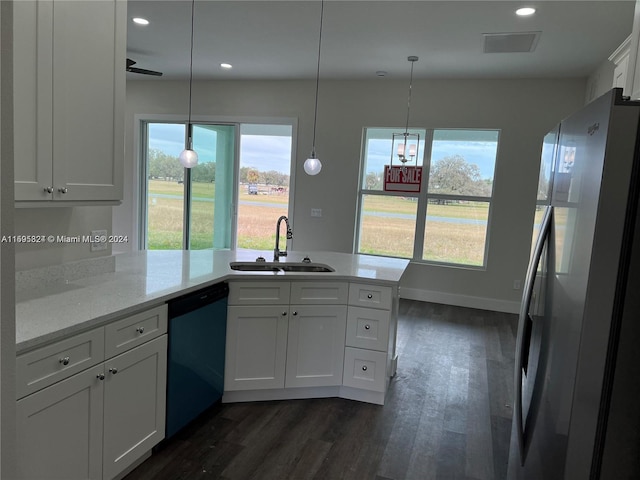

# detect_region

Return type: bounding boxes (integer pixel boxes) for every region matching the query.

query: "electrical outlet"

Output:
[513,279,522,290]
[311,208,322,217]
[90,230,108,252]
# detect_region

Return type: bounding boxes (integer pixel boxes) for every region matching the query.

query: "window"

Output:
[356,128,500,267]
[141,120,293,250]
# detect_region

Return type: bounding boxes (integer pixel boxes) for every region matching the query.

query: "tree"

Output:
[148,148,183,181]
[365,171,382,190]
[428,155,492,197]
[246,169,259,184]
[191,161,216,183]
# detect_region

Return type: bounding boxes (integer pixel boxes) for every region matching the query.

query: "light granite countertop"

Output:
[16,250,409,354]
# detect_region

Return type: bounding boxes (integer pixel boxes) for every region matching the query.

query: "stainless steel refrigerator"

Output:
[507,88,640,480]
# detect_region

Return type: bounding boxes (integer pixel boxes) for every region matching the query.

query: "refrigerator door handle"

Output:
[514,205,553,465]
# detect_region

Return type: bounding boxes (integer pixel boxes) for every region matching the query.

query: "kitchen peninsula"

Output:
[15,250,408,480]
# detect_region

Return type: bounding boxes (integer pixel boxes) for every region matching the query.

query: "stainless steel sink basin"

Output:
[229,261,335,273]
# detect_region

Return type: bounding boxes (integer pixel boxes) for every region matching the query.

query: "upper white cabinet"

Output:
[609,36,631,94]
[13,0,125,203]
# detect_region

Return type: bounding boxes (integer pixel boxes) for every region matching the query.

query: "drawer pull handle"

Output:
[367,294,373,299]
[59,356,70,366]
[362,365,368,372]
[109,367,118,375]
[136,326,145,334]
[97,373,105,380]
[364,324,371,330]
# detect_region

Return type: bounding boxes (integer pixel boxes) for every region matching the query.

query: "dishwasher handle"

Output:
[168,282,229,318]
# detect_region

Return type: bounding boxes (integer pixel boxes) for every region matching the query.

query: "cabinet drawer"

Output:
[105,305,167,359]
[346,307,390,352]
[342,347,388,393]
[348,283,392,310]
[17,328,105,399]
[290,282,348,305]
[228,281,290,306]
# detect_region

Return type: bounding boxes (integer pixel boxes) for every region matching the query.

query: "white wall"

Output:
[586,58,616,105]
[116,77,586,312]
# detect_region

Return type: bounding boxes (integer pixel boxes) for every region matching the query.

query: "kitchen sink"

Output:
[229,261,335,273]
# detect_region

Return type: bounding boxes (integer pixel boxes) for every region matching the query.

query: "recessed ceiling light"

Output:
[220,63,233,69]
[132,17,149,25]
[516,7,536,16]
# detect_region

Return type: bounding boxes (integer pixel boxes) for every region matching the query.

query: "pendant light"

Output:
[303,0,324,176]
[179,0,198,168]
[391,56,420,171]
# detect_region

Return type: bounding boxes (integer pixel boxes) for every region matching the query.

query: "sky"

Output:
[365,138,499,180]
[148,123,292,174]
[148,123,499,179]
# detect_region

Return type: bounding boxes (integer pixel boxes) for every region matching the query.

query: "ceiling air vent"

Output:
[483,32,541,53]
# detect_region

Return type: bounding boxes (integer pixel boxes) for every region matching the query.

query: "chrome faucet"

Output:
[274,216,292,261]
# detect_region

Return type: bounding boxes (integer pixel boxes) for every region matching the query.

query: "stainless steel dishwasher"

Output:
[165,282,229,439]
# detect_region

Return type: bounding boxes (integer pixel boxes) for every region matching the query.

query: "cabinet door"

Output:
[51,0,124,201]
[285,305,347,388]
[225,305,289,390]
[102,335,167,480]
[16,364,104,480]
[13,0,53,200]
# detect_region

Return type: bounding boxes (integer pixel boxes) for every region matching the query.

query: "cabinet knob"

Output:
[58,187,68,194]
[44,186,54,194]
[364,324,371,330]
[367,294,373,299]
[97,373,105,380]
[362,365,368,372]
[59,356,70,366]
[282,311,287,316]
[292,311,298,316]
[136,326,145,334]
[109,367,118,375]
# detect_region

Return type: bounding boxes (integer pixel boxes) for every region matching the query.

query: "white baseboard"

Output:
[400,287,520,314]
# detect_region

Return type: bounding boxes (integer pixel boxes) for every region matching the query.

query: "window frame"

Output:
[136,114,297,251]
[355,127,500,269]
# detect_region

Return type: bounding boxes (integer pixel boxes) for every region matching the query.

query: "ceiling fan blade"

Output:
[126,66,163,77]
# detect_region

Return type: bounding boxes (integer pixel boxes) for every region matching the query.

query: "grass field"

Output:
[147,179,490,265]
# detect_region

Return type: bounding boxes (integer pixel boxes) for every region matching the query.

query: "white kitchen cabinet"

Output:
[342,346,388,393]
[16,363,105,480]
[103,336,167,480]
[285,305,347,388]
[343,283,394,395]
[225,281,348,391]
[610,36,631,94]
[225,305,289,391]
[225,280,398,405]
[16,305,168,480]
[13,0,125,203]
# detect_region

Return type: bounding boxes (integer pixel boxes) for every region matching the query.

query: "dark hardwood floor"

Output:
[124,300,518,480]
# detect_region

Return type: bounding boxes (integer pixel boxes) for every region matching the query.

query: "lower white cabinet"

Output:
[225,280,398,405]
[16,364,105,480]
[285,305,347,388]
[103,336,167,480]
[342,346,387,392]
[224,305,289,391]
[16,306,168,480]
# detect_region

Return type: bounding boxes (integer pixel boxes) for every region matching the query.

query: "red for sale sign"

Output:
[383,165,422,193]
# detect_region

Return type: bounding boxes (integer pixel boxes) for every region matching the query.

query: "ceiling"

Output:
[126,0,634,81]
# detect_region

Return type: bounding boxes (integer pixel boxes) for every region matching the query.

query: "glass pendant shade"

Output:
[304,156,322,175]
[179,148,198,168]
